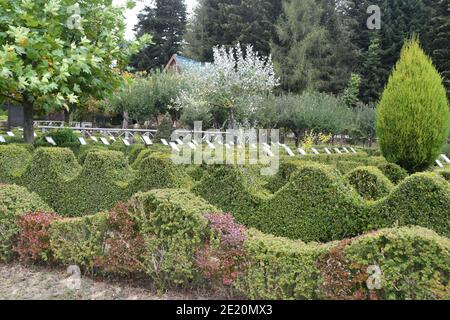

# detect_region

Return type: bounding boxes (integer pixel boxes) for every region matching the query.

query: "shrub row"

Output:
[0,146,191,216]
[192,165,269,225]
[2,185,449,299]
[256,164,450,242]
[237,226,450,300]
[266,157,407,193]
[345,166,394,200]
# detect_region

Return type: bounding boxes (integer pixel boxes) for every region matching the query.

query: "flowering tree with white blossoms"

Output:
[173,44,279,129]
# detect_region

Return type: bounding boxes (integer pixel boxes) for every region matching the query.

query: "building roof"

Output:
[165,54,206,73]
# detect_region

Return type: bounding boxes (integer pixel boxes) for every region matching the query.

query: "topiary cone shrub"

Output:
[376,38,450,173]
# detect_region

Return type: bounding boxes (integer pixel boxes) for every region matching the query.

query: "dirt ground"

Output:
[0,262,215,300]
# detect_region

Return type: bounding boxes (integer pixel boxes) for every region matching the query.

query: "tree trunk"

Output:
[228,109,236,130]
[63,108,71,125]
[294,131,300,148]
[122,111,129,129]
[22,97,34,144]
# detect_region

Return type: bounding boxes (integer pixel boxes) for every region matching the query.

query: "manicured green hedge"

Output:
[192,165,268,225]
[129,151,191,195]
[236,226,450,300]
[366,172,450,237]
[34,128,81,155]
[127,189,217,288]
[0,146,195,216]
[49,212,109,270]
[20,147,81,212]
[345,166,394,200]
[257,163,365,242]
[0,184,51,261]
[128,144,146,164]
[343,227,450,299]
[436,169,450,182]
[235,229,331,299]
[377,162,409,184]
[254,164,449,242]
[0,145,32,184]
[266,156,389,193]
[61,150,132,216]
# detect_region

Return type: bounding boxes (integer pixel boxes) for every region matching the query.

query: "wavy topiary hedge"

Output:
[255,163,365,242]
[0,146,193,216]
[61,150,132,216]
[237,226,450,300]
[129,151,191,195]
[376,162,409,184]
[1,182,448,299]
[20,147,81,211]
[366,172,450,236]
[0,145,32,184]
[345,166,394,200]
[0,184,51,261]
[192,165,269,225]
[247,165,448,242]
[235,229,332,299]
[266,156,389,193]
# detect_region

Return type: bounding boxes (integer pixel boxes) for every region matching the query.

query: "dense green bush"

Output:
[255,164,449,242]
[128,144,146,164]
[0,145,32,184]
[236,226,450,300]
[376,39,449,172]
[49,212,109,271]
[345,166,394,200]
[235,229,330,299]
[336,160,366,174]
[436,169,450,182]
[128,189,217,288]
[62,150,132,216]
[154,114,173,141]
[266,155,386,193]
[0,185,51,261]
[367,173,450,237]
[193,165,268,225]
[78,145,107,164]
[129,151,191,195]
[344,227,450,299]
[20,148,81,211]
[377,162,409,184]
[256,163,365,242]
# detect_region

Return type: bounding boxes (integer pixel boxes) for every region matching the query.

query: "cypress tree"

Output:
[376,39,449,172]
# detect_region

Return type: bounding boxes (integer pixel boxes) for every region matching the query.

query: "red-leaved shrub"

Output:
[96,203,146,275]
[317,240,380,300]
[196,213,247,288]
[14,212,61,263]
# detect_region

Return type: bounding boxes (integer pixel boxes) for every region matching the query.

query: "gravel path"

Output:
[0,263,212,300]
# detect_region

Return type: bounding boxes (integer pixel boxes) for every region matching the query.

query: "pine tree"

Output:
[272,0,355,93]
[343,0,440,103]
[131,0,187,71]
[183,0,281,61]
[429,0,450,96]
[361,35,384,103]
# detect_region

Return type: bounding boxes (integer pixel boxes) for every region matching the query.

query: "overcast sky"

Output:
[113,0,198,40]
